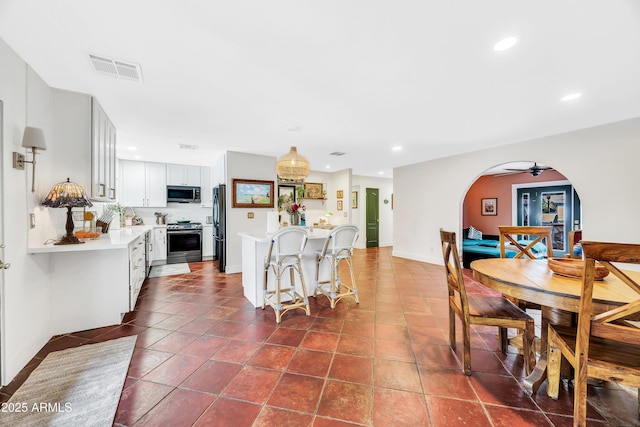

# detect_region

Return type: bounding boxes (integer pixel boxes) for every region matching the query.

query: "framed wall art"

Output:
[278,185,296,203]
[232,179,274,208]
[337,200,343,211]
[481,198,497,216]
[352,191,358,208]
[337,190,343,199]
[304,182,324,199]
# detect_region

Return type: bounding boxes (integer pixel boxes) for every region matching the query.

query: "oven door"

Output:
[167,230,202,264]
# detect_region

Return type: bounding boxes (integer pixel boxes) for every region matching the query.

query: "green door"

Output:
[366,188,379,248]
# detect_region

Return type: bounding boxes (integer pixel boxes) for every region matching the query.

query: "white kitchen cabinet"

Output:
[52,89,117,201]
[152,227,167,264]
[200,166,212,207]
[121,160,167,207]
[129,232,147,310]
[203,225,214,259]
[167,164,201,186]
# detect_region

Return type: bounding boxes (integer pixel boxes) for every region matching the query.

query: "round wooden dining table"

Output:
[470,257,640,394]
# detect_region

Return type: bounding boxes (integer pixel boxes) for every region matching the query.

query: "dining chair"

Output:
[498,226,554,259]
[262,227,311,323]
[440,229,536,376]
[499,225,554,315]
[565,229,583,259]
[546,241,640,427]
[314,225,359,308]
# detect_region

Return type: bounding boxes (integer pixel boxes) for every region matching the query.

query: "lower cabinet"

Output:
[152,227,167,264]
[129,233,147,311]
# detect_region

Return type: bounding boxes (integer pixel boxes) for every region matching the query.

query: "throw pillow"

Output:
[468,226,483,240]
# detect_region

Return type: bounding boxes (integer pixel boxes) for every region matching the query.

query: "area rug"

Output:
[148,263,190,278]
[0,336,136,427]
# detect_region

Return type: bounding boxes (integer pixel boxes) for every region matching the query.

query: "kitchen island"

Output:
[239,228,334,308]
[27,226,153,335]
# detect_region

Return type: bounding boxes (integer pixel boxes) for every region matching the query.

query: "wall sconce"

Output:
[13,127,47,192]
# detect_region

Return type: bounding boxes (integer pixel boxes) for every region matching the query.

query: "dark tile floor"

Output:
[1,247,638,426]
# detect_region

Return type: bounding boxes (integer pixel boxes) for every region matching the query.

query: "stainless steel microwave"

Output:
[167,185,201,203]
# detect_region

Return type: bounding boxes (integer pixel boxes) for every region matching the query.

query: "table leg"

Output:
[523,306,573,396]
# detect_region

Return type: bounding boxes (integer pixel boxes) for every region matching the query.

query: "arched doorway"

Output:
[461,161,581,267]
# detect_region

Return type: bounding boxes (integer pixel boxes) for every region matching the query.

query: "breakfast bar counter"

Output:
[239,228,333,307]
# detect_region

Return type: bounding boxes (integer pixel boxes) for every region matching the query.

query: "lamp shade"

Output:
[21,127,47,150]
[276,146,310,180]
[42,178,93,208]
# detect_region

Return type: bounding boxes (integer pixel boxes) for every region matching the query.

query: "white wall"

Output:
[352,175,394,248]
[0,38,53,385]
[225,151,278,273]
[393,117,640,265]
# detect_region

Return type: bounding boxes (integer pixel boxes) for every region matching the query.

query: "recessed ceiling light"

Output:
[325,165,331,169]
[561,93,582,102]
[378,171,384,175]
[493,37,518,52]
[127,146,137,151]
[392,146,402,151]
[132,155,141,159]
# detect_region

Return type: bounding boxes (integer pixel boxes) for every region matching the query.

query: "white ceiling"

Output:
[1,1,640,177]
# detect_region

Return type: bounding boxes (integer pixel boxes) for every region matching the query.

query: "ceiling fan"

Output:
[495,162,553,177]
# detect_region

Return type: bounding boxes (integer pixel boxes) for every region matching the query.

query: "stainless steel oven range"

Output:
[166,222,203,264]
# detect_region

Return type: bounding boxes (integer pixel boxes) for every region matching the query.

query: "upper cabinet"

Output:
[166,164,201,186]
[51,89,116,201]
[120,160,167,207]
[200,166,213,208]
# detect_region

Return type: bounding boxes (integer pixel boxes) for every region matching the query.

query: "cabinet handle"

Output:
[110,188,116,199]
[99,183,106,197]
[0,260,10,269]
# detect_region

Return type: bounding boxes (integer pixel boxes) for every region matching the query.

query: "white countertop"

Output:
[28,225,153,254]
[239,227,332,243]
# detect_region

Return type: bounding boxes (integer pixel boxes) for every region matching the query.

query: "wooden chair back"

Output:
[578,241,640,346]
[550,241,640,425]
[440,229,469,318]
[498,226,554,259]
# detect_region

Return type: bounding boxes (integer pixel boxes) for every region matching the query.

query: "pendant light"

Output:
[276,146,310,180]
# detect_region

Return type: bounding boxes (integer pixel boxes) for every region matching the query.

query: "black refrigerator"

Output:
[213,184,226,272]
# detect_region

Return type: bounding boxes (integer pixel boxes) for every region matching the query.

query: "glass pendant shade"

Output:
[276,146,310,180]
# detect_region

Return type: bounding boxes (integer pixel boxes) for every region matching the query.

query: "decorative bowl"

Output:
[547,258,610,280]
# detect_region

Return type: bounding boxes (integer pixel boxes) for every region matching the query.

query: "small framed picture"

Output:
[352,191,358,208]
[337,190,343,199]
[337,200,343,211]
[481,198,497,216]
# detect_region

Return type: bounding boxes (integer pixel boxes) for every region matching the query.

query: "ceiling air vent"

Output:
[179,144,198,150]
[89,54,143,83]
[329,151,346,156]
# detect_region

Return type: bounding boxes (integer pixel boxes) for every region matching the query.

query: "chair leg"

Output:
[522,319,536,376]
[462,322,471,376]
[296,262,311,316]
[346,257,359,303]
[262,265,268,310]
[448,306,456,348]
[546,339,562,400]
[275,270,282,324]
[499,327,508,354]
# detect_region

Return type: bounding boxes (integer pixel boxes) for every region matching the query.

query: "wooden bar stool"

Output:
[314,225,359,308]
[262,227,311,323]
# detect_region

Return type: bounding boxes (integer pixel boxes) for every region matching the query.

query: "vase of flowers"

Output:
[278,188,306,227]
